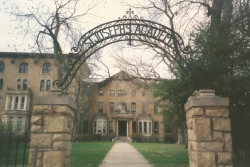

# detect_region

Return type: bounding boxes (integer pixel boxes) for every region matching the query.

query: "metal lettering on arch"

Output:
[53,8,194,90]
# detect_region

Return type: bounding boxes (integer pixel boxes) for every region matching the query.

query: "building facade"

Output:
[79,71,165,140]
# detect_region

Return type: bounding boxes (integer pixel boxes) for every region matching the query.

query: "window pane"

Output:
[8,96,13,109]
[139,122,142,133]
[0,62,5,72]
[83,121,88,133]
[46,80,51,91]
[131,102,136,112]
[14,96,19,109]
[144,122,147,133]
[21,97,25,109]
[109,121,113,133]
[103,121,106,133]
[94,121,96,133]
[23,79,28,90]
[17,79,21,90]
[8,117,14,130]
[154,103,158,114]
[40,80,44,91]
[154,122,158,134]
[132,121,136,133]
[110,102,114,114]
[42,62,51,73]
[17,117,22,131]
[98,102,103,113]
[19,62,28,73]
[110,90,115,96]
[99,90,104,96]
[149,122,151,133]
[0,79,3,90]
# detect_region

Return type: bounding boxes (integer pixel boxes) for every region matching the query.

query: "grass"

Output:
[71,142,114,167]
[131,143,189,167]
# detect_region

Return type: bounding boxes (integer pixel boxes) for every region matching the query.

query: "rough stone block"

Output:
[191,141,224,152]
[36,159,42,167]
[218,152,233,165]
[53,134,71,142]
[37,152,43,159]
[30,134,52,148]
[33,105,52,114]
[43,151,64,167]
[187,108,203,118]
[193,118,211,141]
[206,109,229,117]
[28,149,37,166]
[53,141,65,150]
[225,141,233,151]
[196,152,215,166]
[31,116,42,125]
[212,131,224,141]
[65,142,72,157]
[31,125,42,133]
[213,118,231,131]
[53,105,74,118]
[224,133,232,142]
[44,116,68,133]
[188,128,195,141]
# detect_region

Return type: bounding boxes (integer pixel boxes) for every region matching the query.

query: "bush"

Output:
[132,133,143,142]
[149,134,159,143]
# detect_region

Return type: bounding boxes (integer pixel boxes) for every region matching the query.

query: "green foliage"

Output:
[131,143,188,167]
[132,133,143,142]
[153,23,250,148]
[71,142,114,167]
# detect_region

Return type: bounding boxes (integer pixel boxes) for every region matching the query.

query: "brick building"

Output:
[78,71,165,140]
[0,52,169,141]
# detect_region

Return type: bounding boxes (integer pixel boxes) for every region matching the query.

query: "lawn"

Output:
[131,143,189,167]
[71,142,114,167]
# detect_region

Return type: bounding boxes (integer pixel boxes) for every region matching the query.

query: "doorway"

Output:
[118,121,127,136]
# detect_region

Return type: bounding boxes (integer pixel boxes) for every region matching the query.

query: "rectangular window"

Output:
[98,121,102,132]
[154,122,158,134]
[99,90,104,96]
[131,102,136,112]
[103,121,107,133]
[110,90,115,96]
[84,102,89,113]
[109,121,113,133]
[98,102,103,113]
[154,103,158,114]
[149,122,151,133]
[144,122,147,133]
[17,117,22,131]
[94,121,96,133]
[0,79,3,90]
[110,102,114,114]
[21,97,25,109]
[139,122,142,133]
[83,121,88,133]
[14,96,19,109]
[132,121,136,133]
[142,102,146,114]
[8,96,13,109]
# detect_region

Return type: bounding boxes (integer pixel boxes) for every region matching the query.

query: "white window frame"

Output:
[93,119,107,135]
[5,93,30,111]
[138,120,152,136]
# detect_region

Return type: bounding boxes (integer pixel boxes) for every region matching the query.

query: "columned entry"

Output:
[118,121,127,136]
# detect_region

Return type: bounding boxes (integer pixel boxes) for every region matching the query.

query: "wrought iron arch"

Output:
[53,8,194,90]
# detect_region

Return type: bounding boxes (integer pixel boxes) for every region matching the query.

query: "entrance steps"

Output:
[115,136,132,143]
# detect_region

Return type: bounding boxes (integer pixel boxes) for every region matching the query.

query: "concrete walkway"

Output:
[99,142,152,167]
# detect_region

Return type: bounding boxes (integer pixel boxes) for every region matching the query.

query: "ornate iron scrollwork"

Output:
[53,8,194,90]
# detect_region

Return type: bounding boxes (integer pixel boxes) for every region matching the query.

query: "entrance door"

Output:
[118,121,127,136]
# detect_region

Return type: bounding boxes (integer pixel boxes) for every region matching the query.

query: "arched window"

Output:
[40,80,45,91]
[17,79,21,90]
[19,62,28,73]
[23,79,28,90]
[46,80,51,91]
[0,62,5,72]
[0,79,3,90]
[42,62,51,73]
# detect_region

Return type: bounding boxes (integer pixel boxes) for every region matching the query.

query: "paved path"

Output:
[99,142,152,167]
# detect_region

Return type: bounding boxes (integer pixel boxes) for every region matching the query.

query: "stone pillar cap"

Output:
[184,89,229,111]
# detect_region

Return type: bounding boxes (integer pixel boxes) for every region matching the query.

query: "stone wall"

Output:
[28,95,76,167]
[185,90,233,167]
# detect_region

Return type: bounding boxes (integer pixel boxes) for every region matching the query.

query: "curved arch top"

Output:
[53,10,194,90]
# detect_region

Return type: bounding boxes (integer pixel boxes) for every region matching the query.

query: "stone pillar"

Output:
[184,90,233,167]
[28,96,76,167]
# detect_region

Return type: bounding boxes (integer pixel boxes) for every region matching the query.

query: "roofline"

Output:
[0,52,69,59]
